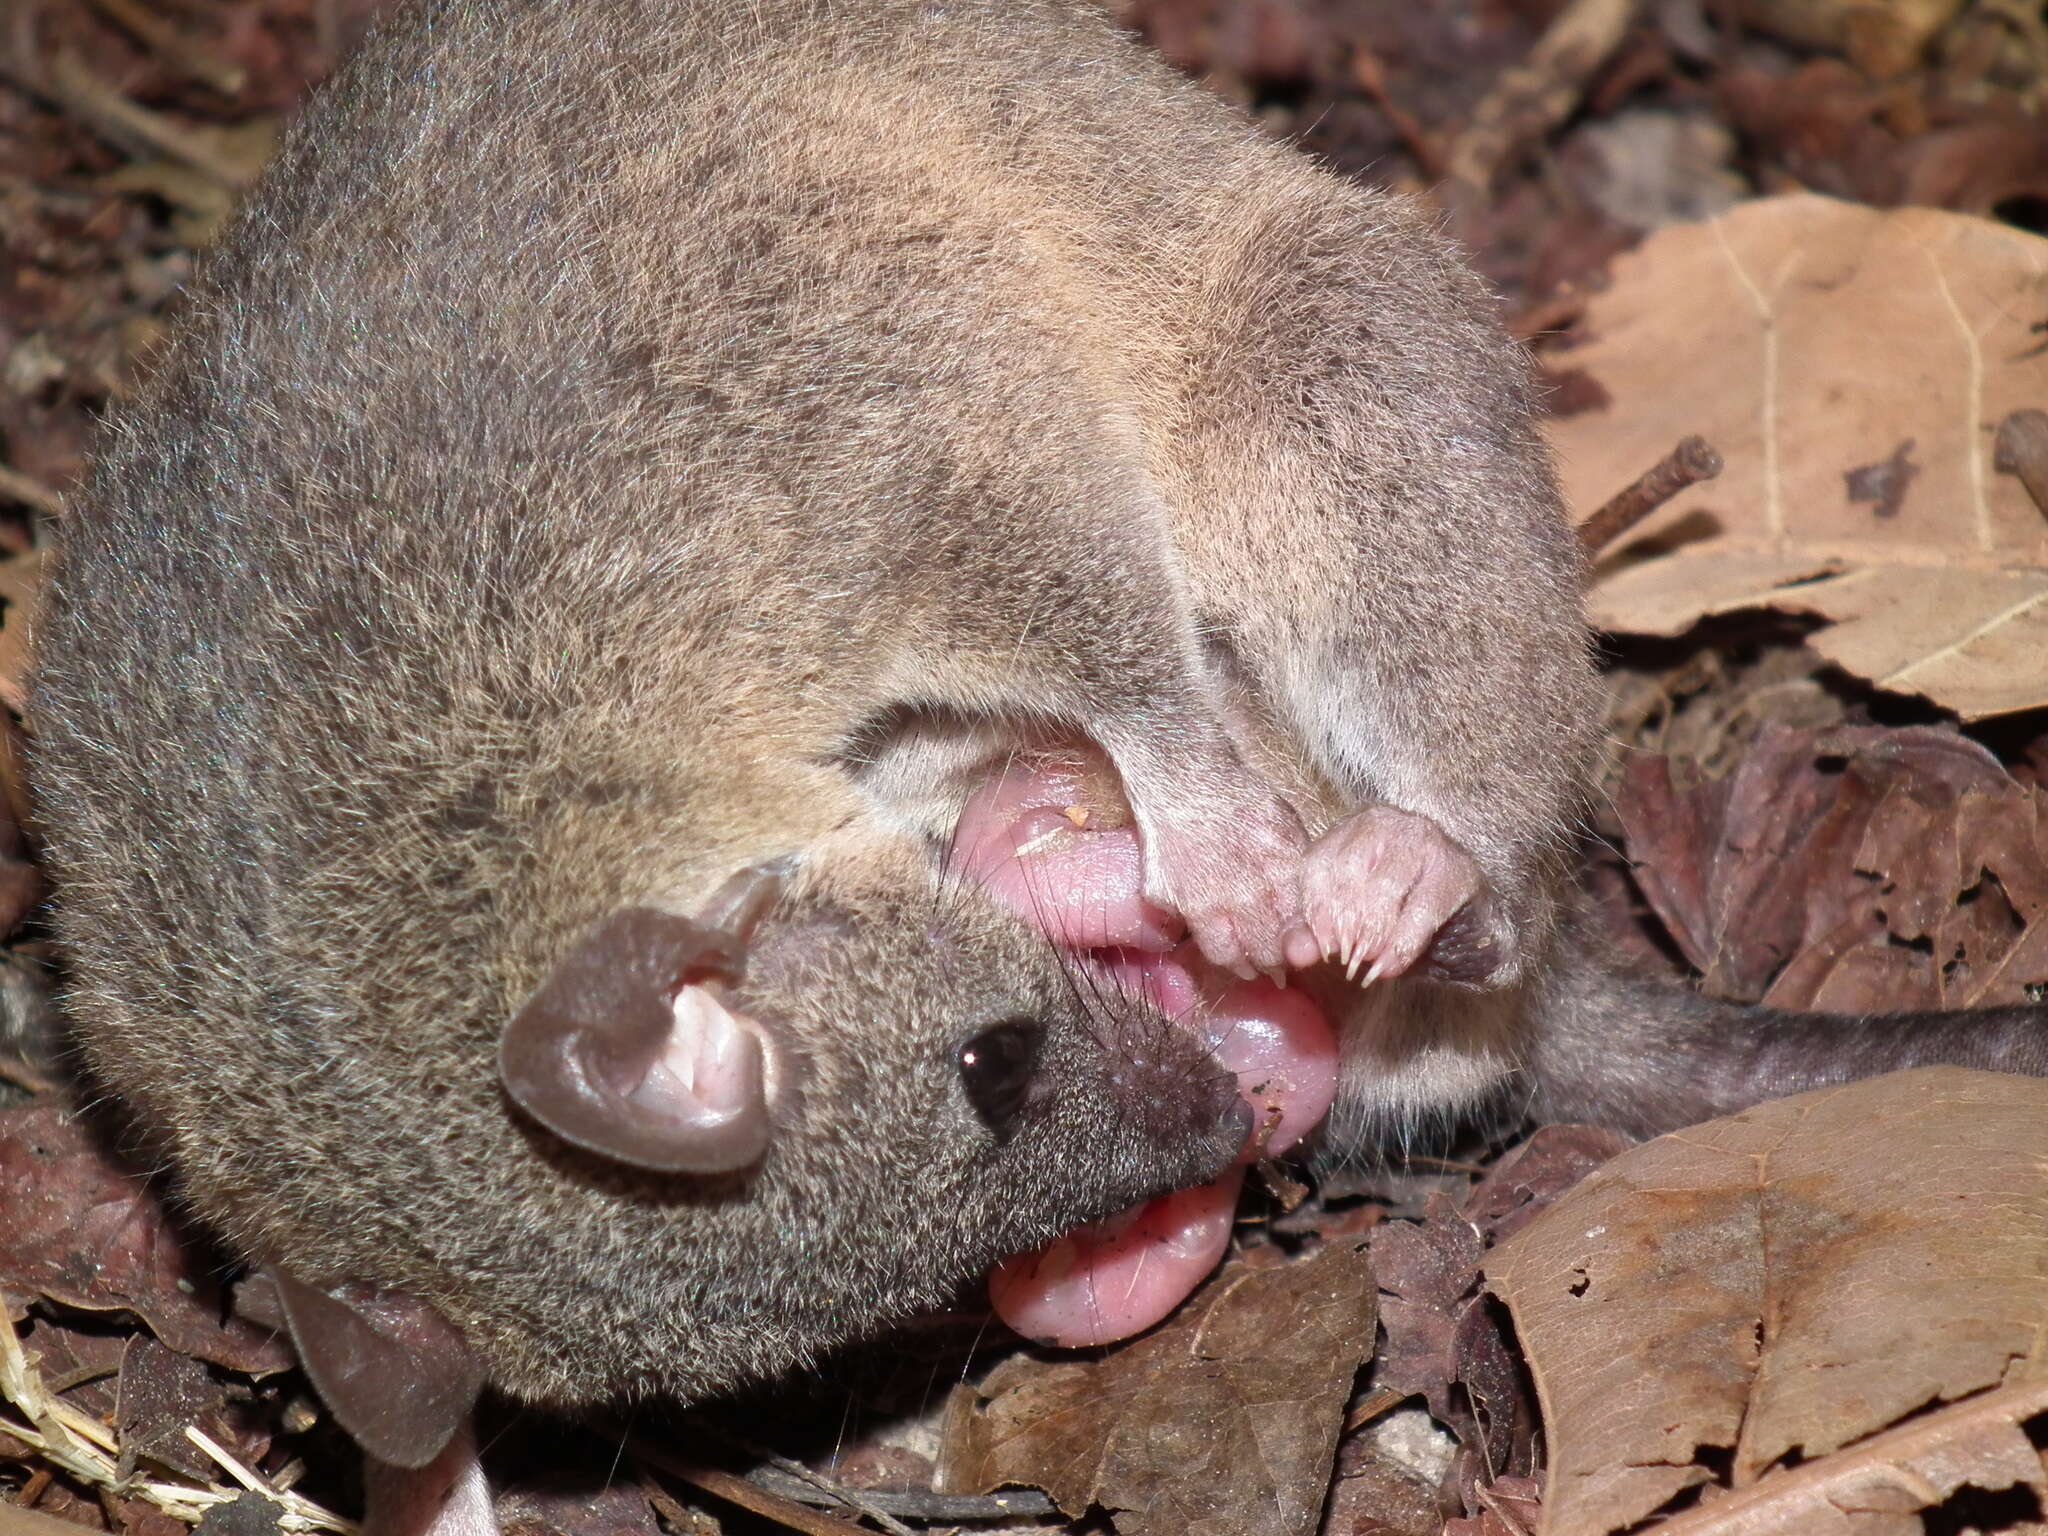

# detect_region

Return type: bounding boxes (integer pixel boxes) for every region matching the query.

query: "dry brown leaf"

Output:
[1317,1450,1445,1536]
[1462,1124,1634,1245]
[1370,1197,1483,1424]
[1551,195,2048,719]
[1735,0,1965,76]
[0,1104,292,1375]
[1613,722,2048,1009]
[114,1336,232,1483]
[1646,1377,2048,1536]
[938,1240,1375,1536]
[497,1481,665,1536]
[1486,1067,2048,1536]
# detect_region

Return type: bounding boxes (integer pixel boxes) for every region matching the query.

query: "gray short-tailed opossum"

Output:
[29,0,2048,1528]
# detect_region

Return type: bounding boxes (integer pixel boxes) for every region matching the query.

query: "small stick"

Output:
[1577,435,1723,559]
[19,49,259,190]
[1350,44,1445,180]
[83,0,248,96]
[0,465,61,522]
[635,1439,948,1536]
[1446,0,1637,191]
[668,1418,918,1535]
[635,1449,868,1536]
[749,1469,1059,1522]
[1342,1384,1409,1433]
[1993,409,2048,522]
[1507,285,1589,343]
[1474,1478,1539,1536]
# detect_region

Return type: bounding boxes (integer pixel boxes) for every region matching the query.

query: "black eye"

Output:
[958,1019,1044,1143]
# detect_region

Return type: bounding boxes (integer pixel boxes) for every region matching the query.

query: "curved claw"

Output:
[1301,806,1507,988]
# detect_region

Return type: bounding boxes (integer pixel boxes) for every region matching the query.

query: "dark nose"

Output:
[1107,1030,1250,1164]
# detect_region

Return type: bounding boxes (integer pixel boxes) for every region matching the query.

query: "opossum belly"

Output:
[951,750,1338,1346]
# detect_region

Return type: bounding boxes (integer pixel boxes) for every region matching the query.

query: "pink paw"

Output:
[1144,797,1307,982]
[1294,806,1504,986]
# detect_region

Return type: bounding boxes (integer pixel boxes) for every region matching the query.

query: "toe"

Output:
[1282,922,1322,971]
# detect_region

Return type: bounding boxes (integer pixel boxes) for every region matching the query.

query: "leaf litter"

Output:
[939,1241,1377,1535]
[1612,721,2048,1011]
[1489,1068,2048,1536]
[4,0,2048,1533]
[1552,195,2048,719]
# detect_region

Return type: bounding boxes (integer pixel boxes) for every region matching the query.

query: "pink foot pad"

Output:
[1300,804,1503,986]
[1139,795,1308,982]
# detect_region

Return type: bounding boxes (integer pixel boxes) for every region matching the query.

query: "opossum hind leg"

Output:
[884,464,1313,981]
[1160,187,1602,989]
[1090,717,1310,982]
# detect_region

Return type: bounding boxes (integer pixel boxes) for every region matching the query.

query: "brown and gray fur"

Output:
[30,0,2047,1485]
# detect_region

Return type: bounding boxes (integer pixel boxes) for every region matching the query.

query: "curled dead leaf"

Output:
[1614,722,2048,1010]
[0,1105,291,1375]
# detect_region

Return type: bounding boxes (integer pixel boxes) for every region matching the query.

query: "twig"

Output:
[1506,285,1590,344]
[1473,1478,1538,1536]
[741,1464,916,1535]
[632,1443,870,1536]
[83,0,247,96]
[1446,0,1638,191]
[1342,1384,1410,1434]
[0,466,61,522]
[750,1467,1058,1522]
[638,1412,1047,1526]
[186,1429,285,1501]
[1350,44,1445,179]
[666,1418,918,1535]
[1577,435,1723,558]
[0,1307,352,1532]
[1993,408,2048,522]
[24,49,258,190]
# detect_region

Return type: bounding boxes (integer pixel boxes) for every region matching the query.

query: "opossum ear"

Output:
[250,1268,483,1470]
[498,859,793,1174]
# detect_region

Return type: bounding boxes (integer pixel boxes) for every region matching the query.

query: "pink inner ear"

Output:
[497,905,780,1175]
[636,983,771,1146]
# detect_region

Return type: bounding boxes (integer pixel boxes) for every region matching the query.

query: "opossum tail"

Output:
[1522,912,2048,1140]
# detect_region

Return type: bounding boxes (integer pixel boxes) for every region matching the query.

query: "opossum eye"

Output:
[958,1019,1044,1142]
